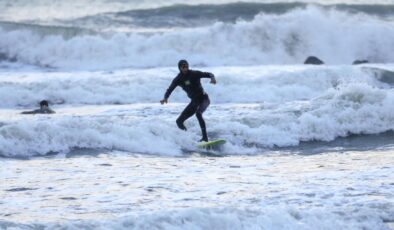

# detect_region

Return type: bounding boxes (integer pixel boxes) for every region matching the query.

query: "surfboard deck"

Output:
[197,139,226,149]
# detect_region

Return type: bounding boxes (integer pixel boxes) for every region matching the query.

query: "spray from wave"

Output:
[1,65,394,157]
[0,6,394,69]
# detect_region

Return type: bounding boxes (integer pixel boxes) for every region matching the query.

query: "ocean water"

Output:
[1,1,394,229]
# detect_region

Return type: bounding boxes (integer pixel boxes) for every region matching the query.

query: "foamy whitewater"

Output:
[0,1,393,229]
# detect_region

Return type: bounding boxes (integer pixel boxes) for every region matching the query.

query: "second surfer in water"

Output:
[160,60,216,142]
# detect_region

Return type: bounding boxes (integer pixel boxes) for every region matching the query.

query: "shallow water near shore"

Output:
[1,149,393,229]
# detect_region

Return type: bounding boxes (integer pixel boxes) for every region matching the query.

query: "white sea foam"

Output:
[1,65,394,157]
[0,65,386,107]
[1,152,393,229]
[1,207,389,230]
[1,81,394,157]
[1,6,394,69]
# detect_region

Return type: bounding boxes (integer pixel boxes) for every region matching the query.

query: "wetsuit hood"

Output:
[178,60,188,71]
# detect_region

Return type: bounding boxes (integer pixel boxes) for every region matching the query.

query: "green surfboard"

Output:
[197,139,226,149]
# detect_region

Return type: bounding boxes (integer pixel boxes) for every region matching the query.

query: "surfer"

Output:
[21,100,55,114]
[160,60,216,142]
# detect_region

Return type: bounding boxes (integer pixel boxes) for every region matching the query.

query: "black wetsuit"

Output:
[164,70,213,141]
[21,108,55,114]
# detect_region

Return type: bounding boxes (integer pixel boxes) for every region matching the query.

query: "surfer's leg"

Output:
[176,101,197,131]
[197,94,210,114]
[196,112,208,142]
[196,95,210,142]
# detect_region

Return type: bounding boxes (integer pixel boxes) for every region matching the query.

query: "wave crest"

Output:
[1,6,394,69]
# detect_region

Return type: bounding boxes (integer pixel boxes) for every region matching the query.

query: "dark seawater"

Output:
[63,2,394,30]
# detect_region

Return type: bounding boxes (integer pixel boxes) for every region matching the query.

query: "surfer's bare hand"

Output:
[210,77,216,84]
[160,99,168,104]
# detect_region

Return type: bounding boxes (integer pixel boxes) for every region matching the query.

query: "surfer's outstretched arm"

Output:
[205,72,216,84]
[197,71,216,84]
[210,75,216,84]
[160,77,179,104]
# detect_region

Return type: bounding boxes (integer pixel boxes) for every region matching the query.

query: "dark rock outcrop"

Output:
[352,60,369,65]
[304,56,324,65]
[0,52,17,62]
[0,52,8,61]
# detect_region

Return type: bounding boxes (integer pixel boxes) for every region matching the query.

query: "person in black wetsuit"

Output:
[160,60,216,142]
[21,100,55,114]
